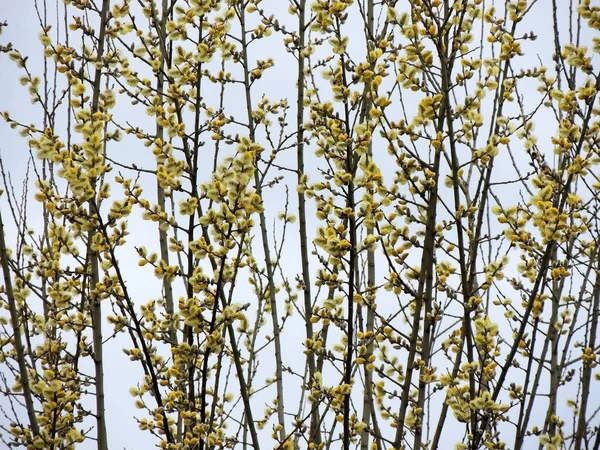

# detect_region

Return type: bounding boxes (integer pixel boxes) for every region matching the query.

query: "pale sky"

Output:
[1,0,598,449]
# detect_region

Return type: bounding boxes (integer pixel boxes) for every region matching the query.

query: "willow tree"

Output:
[1,0,600,449]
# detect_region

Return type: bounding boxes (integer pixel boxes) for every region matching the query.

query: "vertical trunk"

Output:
[335,40,358,450]
[189,25,204,446]
[544,251,561,441]
[90,252,107,450]
[574,250,600,450]
[88,1,111,448]
[360,1,375,449]
[153,1,180,435]
[156,0,177,347]
[295,0,321,444]
[393,148,441,449]
[395,15,449,441]
[239,2,287,442]
[343,138,357,450]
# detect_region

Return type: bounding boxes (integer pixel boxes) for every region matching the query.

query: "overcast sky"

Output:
[1,0,598,449]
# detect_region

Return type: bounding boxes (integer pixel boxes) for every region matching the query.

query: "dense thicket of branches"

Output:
[1,0,600,449]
